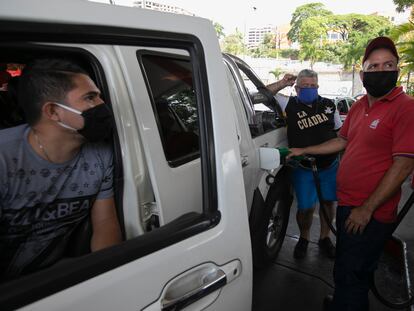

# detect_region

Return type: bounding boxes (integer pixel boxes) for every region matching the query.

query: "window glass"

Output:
[234,66,284,136]
[141,54,199,163]
[337,99,348,113]
[239,70,272,112]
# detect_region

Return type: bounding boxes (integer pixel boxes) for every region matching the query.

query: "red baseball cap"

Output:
[362,36,399,64]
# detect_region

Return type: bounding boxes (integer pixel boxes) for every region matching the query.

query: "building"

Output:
[247,24,294,49]
[326,30,344,43]
[371,10,410,25]
[275,24,293,49]
[134,1,194,16]
[247,25,276,48]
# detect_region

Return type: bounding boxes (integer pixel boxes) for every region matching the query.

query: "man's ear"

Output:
[359,70,364,83]
[42,102,60,121]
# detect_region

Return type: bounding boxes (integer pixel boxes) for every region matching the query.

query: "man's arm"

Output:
[90,197,122,251]
[345,156,414,234]
[288,137,347,158]
[266,73,296,95]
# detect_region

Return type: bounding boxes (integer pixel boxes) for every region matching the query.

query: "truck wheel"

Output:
[263,189,291,261]
[251,171,292,269]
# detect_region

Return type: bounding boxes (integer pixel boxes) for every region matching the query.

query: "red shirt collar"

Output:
[382,86,404,101]
[359,86,404,107]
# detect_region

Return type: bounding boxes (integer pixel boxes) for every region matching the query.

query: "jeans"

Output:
[330,206,394,311]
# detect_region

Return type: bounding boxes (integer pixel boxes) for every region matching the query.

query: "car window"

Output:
[140,54,199,166]
[240,71,272,112]
[224,56,285,137]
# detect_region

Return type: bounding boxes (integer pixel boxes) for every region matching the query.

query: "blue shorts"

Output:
[291,160,338,210]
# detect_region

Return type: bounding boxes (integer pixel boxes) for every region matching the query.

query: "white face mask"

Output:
[54,103,82,131]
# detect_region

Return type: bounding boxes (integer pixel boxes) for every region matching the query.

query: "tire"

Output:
[251,167,293,268]
[263,184,291,261]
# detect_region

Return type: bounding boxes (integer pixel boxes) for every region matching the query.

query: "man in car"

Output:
[0,59,122,279]
[288,37,414,310]
[267,69,342,260]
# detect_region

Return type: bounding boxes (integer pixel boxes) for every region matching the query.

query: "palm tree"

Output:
[269,68,284,80]
[391,11,414,92]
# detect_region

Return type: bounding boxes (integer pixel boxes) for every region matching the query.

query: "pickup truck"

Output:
[0,1,292,310]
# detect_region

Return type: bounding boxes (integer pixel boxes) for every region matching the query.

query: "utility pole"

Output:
[243,6,257,60]
[352,64,355,97]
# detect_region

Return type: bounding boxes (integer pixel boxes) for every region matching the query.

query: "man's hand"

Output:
[266,73,296,95]
[282,74,296,87]
[345,206,373,234]
[286,147,306,160]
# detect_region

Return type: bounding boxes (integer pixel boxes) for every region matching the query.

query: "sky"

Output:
[92,0,410,34]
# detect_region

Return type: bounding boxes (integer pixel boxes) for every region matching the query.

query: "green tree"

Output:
[248,33,278,58]
[391,19,414,93]
[393,0,414,12]
[258,33,276,57]
[293,12,391,69]
[287,2,333,43]
[297,15,331,68]
[334,14,392,69]
[214,22,225,40]
[221,30,246,55]
[280,49,299,60]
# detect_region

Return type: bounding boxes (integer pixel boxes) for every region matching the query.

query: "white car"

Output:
[334,96,356,122]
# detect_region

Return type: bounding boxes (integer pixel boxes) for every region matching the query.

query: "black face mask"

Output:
[78,104,113,142]
[362,71,398,98]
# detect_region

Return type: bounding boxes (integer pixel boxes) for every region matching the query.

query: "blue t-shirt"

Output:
[0,125,113,278]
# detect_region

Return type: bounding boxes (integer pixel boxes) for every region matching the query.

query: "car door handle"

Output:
[142,261,241,311]
[161,268,227,311]
[241,155,249,167]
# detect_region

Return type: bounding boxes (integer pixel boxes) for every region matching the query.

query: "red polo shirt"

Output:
[337,87,414,222]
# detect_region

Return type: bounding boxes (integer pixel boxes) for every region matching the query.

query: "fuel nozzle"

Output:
[276,147,306,164]
[259,147,310,170]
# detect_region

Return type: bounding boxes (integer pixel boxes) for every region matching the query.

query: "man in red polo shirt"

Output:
[288,36,414,310]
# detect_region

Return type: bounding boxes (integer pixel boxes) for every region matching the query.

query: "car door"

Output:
[223,54,288,207]
[0,1,252,310]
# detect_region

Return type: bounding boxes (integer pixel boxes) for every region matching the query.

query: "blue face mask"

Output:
[298,87,318,104]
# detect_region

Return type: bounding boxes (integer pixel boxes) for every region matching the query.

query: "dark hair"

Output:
[17,59,87,125]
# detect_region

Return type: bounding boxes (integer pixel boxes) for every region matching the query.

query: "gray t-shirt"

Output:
[0,124,113,278]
